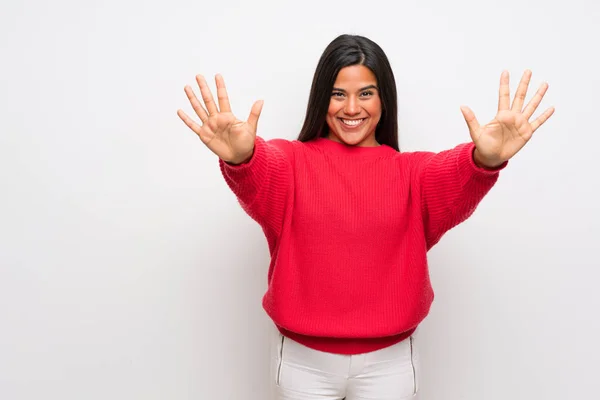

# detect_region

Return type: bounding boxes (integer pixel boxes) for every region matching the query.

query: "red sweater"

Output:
[219,136,505,354]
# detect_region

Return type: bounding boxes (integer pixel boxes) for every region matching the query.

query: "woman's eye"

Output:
[360,91,373,97]
[332,92,344,97]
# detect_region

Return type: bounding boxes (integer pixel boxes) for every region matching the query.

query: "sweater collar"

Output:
[310,137,396,158]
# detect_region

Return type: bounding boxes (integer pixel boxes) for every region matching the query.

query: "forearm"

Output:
[219,136,293,235]
[420,142,506,247]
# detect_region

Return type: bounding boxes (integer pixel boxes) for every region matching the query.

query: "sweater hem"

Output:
[276,326,415,355]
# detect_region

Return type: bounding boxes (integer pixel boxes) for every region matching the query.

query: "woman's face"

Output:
[326,65,382,147]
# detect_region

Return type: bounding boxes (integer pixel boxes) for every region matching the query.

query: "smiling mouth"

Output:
[339,118,366,127]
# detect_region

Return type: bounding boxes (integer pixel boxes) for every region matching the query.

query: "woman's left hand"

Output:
[460,70,555,168]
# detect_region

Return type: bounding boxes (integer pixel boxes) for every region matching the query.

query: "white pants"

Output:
[271,331,420,400]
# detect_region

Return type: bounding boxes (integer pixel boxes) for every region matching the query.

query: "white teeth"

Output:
[342,118,364,126]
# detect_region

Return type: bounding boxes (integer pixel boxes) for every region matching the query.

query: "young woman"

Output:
[177,34,554,400]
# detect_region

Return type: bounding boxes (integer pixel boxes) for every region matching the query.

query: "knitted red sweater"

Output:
[219,136,505,354]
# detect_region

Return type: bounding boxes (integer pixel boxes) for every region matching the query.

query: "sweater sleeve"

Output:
[218,136,294,238]
[414,142,507,249]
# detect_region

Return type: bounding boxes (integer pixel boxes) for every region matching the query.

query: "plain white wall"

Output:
[1,0,598,399]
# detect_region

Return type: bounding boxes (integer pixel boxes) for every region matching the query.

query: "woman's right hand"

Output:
[177,74,264,164]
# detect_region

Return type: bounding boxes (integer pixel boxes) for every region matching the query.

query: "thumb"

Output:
[460,105,481,143]
[247,100,264,134]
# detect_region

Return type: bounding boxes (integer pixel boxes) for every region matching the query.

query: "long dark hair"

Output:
[296,34,399,151]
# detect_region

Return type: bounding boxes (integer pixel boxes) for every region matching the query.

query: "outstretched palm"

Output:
[460,70,555,168]
[177,74,263,164]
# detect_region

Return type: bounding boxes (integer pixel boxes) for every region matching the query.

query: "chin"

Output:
[329,128,376,147]
[337,135,364,146]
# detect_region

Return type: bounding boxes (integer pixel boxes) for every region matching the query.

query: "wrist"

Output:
[473,148,504,170]
[225,148,254,165]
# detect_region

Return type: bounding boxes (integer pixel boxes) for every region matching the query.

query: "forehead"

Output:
[334,65,377,86]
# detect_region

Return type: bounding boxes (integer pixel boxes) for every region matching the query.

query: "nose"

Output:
[344,96,360,116]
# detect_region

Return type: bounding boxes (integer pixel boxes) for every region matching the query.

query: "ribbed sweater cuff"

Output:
[219,136,269,201]
[458,142,508,183]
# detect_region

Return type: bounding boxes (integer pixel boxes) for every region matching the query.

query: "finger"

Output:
[511,69,532,112]
[247,100,264,133]
[184,85,208,123]
[498,70,510,111]
[530,106,555,132]
[196,74,219,115]
[460,105,481,142]
[177,109,209,142]
[522,82,549,120]
[215,74,232,113]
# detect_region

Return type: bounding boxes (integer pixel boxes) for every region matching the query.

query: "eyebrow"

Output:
[332,85,378,92]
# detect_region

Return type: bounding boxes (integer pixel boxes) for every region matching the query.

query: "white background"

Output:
[1,0,598,399]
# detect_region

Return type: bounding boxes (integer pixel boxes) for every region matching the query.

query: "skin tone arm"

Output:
[177,70,554,168]
[460,70,555,169]
[177,74,263,165]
